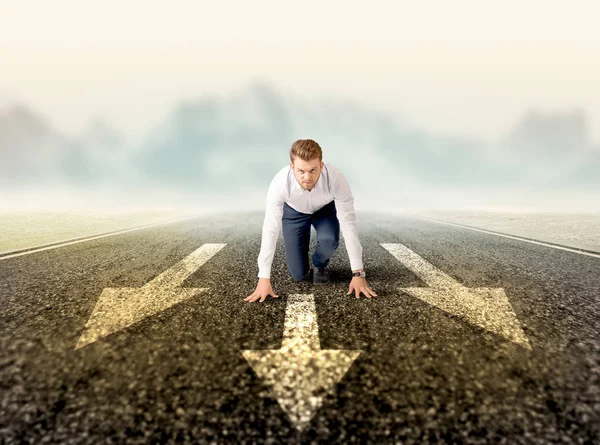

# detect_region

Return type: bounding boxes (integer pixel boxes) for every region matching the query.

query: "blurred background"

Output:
[1,0,599,213]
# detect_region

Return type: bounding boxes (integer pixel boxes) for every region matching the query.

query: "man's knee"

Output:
[318,233,339,249]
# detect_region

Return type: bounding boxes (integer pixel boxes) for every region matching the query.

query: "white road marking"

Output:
[242,294,362,431]
[410,214,600,259]
[380,243,532,350]
[75,243,226,350]
[0,214,206,261]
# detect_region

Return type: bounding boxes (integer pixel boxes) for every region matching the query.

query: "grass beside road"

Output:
[0,209,201,254]
[410,210,600,253]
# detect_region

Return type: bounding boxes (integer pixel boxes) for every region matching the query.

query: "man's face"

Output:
[290,157,324,191]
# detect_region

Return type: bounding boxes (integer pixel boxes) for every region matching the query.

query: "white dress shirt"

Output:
[257,162,364,279]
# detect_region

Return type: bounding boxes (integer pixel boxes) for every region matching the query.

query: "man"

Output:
[244,139,377,303]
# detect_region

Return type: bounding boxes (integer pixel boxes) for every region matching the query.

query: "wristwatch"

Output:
[352,270,366,278]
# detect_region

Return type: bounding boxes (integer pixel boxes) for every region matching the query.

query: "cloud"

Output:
[1,80,598,212]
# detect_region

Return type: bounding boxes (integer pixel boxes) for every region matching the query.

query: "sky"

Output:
[1,0,599,145]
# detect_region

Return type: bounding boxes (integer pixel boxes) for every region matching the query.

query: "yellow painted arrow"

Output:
[242,293,361,430]
[380,243,531,350]
[75,243,226,350]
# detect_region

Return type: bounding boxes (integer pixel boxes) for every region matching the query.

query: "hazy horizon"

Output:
[2,79,599,214]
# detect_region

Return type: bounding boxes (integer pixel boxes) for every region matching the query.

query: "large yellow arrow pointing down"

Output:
[242,294,362,431]
[380,243,532,350]
[75,243,227,350]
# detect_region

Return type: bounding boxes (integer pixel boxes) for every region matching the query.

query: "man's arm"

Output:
[332,168,363,272]
[257,177,285,279]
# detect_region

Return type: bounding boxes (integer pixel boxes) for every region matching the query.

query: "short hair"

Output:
[289,139,323,164]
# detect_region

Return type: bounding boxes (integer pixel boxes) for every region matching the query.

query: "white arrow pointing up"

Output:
[75,243,227,350]
[380,243,531,350]
[242,294,362,431]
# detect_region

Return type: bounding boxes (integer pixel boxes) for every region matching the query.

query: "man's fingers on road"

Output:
[244,290,279,302]
[244,292,260,302]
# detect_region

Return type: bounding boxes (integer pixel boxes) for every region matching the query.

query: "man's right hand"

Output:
[244,278,279,303]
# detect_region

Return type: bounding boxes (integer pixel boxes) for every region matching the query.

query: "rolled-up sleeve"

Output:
[257,175,285,279]
[332,168,363,271]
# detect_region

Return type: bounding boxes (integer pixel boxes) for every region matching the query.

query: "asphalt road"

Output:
[1,211,599,444]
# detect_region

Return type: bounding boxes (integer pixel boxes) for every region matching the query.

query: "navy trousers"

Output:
[282,200,340,281]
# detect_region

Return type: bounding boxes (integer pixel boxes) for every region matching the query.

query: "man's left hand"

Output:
[347,277,377,299]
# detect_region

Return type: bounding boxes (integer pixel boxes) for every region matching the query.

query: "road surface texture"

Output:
[1,211,598,444]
